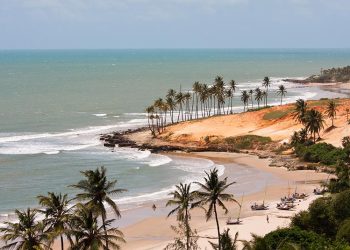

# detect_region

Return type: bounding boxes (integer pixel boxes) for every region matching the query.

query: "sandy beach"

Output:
[117,151,330,250]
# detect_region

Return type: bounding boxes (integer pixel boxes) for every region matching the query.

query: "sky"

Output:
[0,0,350,49]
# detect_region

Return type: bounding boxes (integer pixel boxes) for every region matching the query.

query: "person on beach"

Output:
[152,204,157,211]
[266,214,269,223]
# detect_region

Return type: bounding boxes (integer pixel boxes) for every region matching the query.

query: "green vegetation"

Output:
[0,167,126,250]
[294,143,348,166]
[263,109,291,120]
[306,66,350,83]
[224,135,272,150]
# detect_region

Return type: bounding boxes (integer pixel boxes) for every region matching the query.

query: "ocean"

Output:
[0,49,349,217]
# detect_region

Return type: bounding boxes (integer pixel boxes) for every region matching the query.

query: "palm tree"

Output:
[262,76,271,107]
[193,168,238,250]
[276,85,287,105]
[146,105,156,135]
[249,89,254,108]
[225,89,233,115]
[229,80,237,114]
[192,82,201,119]
[214,76,225,115]
[37,192,72,250]
[210,229,238,250]
[254,88,263,108]
[292,99,308,125]
[175,91,185,122]
[325,100,337,127]
[241,91,250,112]
[166,183,196,250]
[166,97,176,124]
[69,204,125,250]
[184,92,191,121]
[305,109,325,143]
[0,208,48,250]
[71,166,127,250]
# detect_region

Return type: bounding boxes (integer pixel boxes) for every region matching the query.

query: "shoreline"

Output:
[116,151,330,250]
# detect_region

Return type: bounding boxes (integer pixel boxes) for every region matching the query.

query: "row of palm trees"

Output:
[292,99,338,143]
[166,168,238,250]
[0,167,126,250]
[146,76,288,135]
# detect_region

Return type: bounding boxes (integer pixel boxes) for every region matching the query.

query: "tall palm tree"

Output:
[166,183,196,250]
[214,76,225,115]
[175,92,185,122]
[225,89,233,115]
[37,192,72,250]
[276,85,287,105]
[192,82,201,119]
[229,80,237,114]
[71,166,127,250]
[166,97,176,124]
[241,90,250,112]
[261,90,267,107]
[184,92,191,121]
[292,99,308,125]
[262,77,271,107]
[248,89,254,108]
[193,168,238,250]
[305,109,325,143]
[146,105,156,135]
[254,87,263,108]
[69,204,125,250]
[325,100,337,127]
[0,208,48,250]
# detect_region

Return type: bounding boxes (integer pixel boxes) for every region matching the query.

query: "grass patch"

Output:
[224,135,272,150]
[263,109,291,120]
[308,99,340,108]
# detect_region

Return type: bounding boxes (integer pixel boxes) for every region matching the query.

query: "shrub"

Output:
[336,219,350,244]
[224,135,272,150]
[263,227,330,249]
[333,190,350,222]
[294,143,348,166]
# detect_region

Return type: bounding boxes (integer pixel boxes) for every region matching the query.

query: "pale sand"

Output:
[118,152,330,250]
[128,98,350,148]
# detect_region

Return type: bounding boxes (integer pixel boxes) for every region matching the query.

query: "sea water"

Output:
[0,49,349,217]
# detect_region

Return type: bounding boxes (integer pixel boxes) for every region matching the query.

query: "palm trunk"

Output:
[102,215,109,250]
[60,235,64,250]
[213,203,221,250]
[185,208,190,250]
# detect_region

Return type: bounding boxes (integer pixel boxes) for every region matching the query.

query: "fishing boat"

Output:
[227,194,244,225]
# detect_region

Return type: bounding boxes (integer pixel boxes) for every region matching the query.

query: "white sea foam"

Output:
[93,113,107,117]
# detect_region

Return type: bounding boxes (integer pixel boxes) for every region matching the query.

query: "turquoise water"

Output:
[0,49,349,216]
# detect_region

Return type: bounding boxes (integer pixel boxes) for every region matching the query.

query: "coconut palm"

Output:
[37,192,72,250]
[305,109,325,143]
[192,82,201,119]
[325,100,337,127]
[166,97,176,124]
[225,89,233,115]
[248,89,254,108]
[69,204,125,250]
[254,88,263,108]
[71,166,127,250]
[292,99,308,125]
[0,208,48,250]
[146,105,156,135]
[193,168,238,250]
[214,76,225,115]
[184,92,191,121]
[229,80,237,113]
[210,229,238,250]
[166,183,196,250]
[262,77,271,106]
[276,85,287,105]
[241,91,250,112]
[175,91,185,122]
